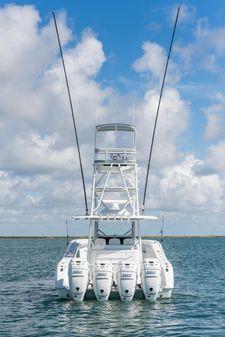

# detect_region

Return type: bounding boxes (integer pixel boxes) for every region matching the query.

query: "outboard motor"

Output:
[93,262,113,301]
[141,258,161,301]
[55,258,72,299]
[117,262,137,301]
[68,259,89,301]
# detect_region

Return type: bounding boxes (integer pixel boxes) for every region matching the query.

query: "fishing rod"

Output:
[52,11,89,216]
[141,6,180,215]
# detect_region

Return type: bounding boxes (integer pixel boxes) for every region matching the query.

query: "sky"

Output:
[1,0,225,236]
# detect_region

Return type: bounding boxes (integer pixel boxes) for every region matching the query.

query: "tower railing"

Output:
[95,148,136,164]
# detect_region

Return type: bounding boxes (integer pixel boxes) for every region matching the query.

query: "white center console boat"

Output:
[55,123,174,301]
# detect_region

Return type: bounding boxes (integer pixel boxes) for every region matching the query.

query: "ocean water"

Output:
[1,238,225,337]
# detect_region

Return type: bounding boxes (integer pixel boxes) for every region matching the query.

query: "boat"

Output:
[55,123,174,301]
[53,6,180,301]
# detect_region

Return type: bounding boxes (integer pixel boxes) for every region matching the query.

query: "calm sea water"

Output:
[1,238,225,337]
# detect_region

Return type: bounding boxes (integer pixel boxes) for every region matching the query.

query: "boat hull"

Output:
[55,239,174,301]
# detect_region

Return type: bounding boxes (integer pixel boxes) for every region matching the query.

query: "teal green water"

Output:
[1,238,225,336]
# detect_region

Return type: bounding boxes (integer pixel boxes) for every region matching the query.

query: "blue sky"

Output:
[0,1,225,236]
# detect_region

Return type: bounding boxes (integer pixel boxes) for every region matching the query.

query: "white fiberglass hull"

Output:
[55,239,174,302]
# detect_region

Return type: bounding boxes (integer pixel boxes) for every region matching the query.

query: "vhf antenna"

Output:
[161,215,164,242]
[52,11,89,215]
[66,219,69,246]
[142,6,180,214]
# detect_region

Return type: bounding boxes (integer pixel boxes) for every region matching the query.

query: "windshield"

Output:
[64,241,79,257]
[96,130,135,149]
[97,221,133,237]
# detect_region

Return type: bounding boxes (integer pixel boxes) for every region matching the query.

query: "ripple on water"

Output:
[1,238,225,337]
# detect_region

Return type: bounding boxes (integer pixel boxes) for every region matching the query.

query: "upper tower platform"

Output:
[94,123,136,167]
[72,123,157,221]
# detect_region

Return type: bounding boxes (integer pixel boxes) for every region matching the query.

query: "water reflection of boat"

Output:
[55,123,174,301]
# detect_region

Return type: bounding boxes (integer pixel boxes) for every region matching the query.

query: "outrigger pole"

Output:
[52,11,89,215]
[141,6,180,215]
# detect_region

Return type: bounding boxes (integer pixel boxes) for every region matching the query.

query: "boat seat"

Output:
[94,238,106,247]
[123,238,134,245]
[108,238,121,245]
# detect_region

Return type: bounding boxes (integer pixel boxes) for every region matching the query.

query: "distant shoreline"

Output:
[0,235,225,239]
